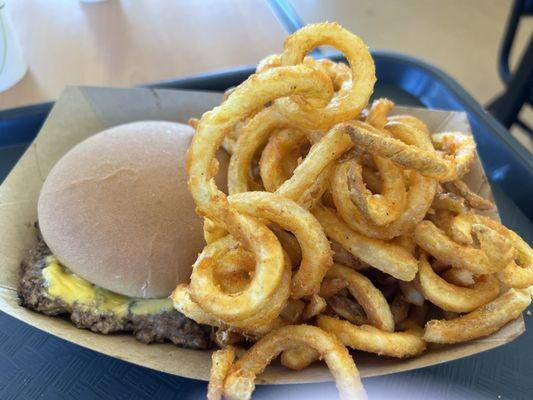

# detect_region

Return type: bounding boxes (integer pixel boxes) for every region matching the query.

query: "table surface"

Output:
[3,0,531,151]
[0,0,286,110]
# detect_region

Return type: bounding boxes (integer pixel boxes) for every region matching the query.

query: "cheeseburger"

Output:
[18,121,226,349]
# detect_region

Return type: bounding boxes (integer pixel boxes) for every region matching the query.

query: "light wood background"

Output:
[288,0,533,151]
[0,0,286,110]
[1,0,531,150]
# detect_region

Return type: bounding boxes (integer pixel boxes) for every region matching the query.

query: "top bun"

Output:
[38,121,223,298]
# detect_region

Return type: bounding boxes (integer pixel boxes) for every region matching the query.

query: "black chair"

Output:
[487,0,533,135]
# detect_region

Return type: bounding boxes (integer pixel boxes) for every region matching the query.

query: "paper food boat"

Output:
[0,86,524,384]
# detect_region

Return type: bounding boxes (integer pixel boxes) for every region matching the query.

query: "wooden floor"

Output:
[2,0,531,150]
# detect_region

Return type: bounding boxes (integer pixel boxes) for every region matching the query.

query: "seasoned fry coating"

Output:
[423,289,531,344]
[327,263,394,331]
[314,206,418,281]
[318,316,426,358]
[172,22,532,400]
[224,325,366,400]
[208,347,236,400]
[414,221,515,275]
[416,253,499,312]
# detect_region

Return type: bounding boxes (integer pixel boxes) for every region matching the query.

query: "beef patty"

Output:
[18,231,213,350]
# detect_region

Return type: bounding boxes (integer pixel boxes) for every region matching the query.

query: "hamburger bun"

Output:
[38,121,226,298]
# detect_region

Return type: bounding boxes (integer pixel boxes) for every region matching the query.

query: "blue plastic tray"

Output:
[0,52,532,399]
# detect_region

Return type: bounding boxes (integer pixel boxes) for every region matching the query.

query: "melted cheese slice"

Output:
[42,256,173,318]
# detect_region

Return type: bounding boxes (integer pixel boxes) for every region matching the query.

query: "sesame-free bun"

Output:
[38,121,226,298]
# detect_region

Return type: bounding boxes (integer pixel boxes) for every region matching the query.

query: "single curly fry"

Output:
[314,205,418,281]
[223,325,366,400]
[414,220,514,274]
[208,347,236,400]
[189,236,290,322]
[278,22,376,129]
[318,316,427,358]
[423,289,531,344]
[173,283,287,338]
[230,192,333,298]
[172,277,289,337]
[327,263,394,332]
[332,161,436,240]
[171,284,221,327]
[416,253,500,312]
[345,121,476,183]
[459,216,533,289]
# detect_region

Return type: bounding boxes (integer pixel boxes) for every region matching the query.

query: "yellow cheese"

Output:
[130,298,173,315]
[94,288,131,318]
[41,256,171,318]
[42,257,96,309]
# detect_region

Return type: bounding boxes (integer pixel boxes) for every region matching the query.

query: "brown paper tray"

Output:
[0,86,524,384]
